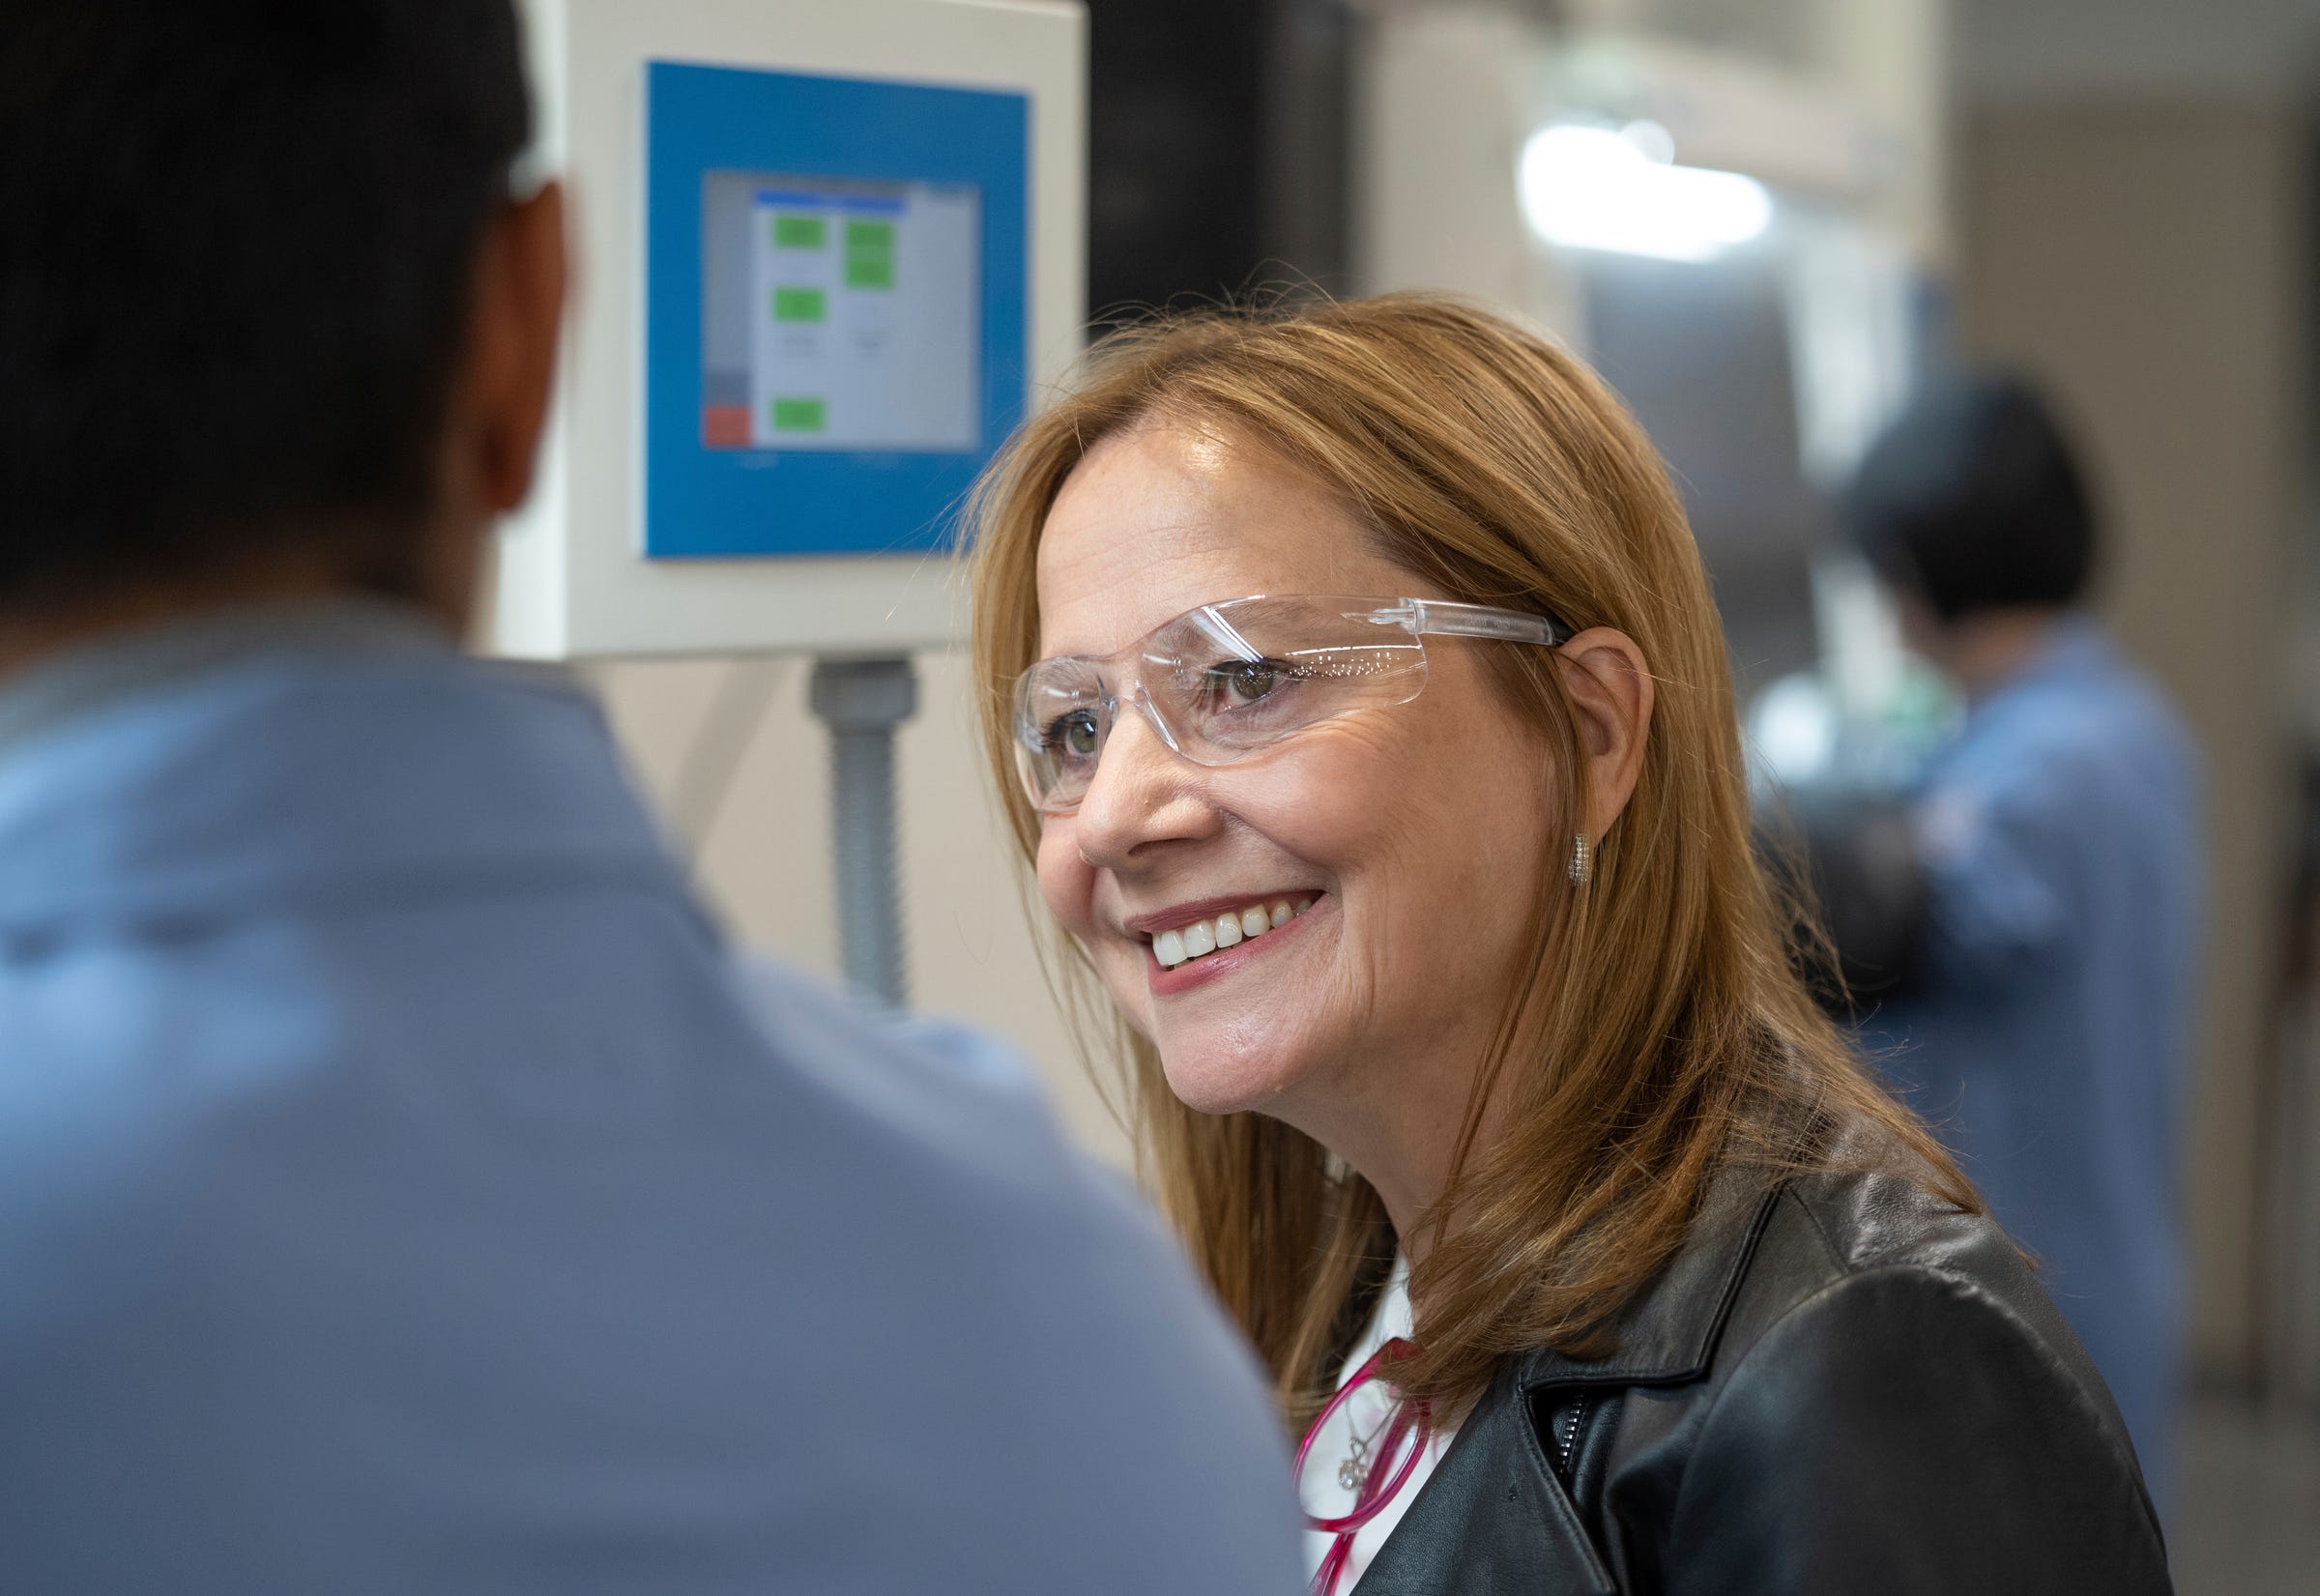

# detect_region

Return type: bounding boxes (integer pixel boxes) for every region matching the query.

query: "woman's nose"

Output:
[1070,700,1220,868]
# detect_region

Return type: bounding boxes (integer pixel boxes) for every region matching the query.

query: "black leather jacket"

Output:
[1353,1143,2172,1594]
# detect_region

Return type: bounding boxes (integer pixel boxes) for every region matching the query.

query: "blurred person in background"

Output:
[0,4,1300,1592]
[1840,372,2203,1515]
[971,297,2171,1594]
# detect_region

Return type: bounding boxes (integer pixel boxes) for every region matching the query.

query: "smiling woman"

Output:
[967,295,2171,1595]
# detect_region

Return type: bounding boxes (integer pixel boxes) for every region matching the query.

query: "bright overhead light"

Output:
[1518,123,1773,263]
[1618,118,1677,165]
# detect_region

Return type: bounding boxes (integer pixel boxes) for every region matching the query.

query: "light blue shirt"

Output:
[1864,617,2202,1511]
[0,606,1300,1595]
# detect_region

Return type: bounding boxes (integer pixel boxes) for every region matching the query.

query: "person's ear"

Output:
[466,181,569,515]
[1552,627,1654,841]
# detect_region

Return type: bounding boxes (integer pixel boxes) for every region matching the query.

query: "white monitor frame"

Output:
[492,0,1086,660]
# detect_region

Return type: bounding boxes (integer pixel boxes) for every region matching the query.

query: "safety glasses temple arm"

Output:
[1389,598,1574,648]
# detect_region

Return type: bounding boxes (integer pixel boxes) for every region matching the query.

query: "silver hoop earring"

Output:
[1569,831,1593,887]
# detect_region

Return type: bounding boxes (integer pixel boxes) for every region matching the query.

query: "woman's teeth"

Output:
[1151,897,1312,971]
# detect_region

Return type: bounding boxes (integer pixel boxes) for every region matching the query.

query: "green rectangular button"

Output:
[844,256,894,289]
[772,287,826,323]
[844,218,895,252]
[772,214,826,249]
[771,397,826,432]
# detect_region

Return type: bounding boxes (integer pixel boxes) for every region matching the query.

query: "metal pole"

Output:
[808,656,918,1008]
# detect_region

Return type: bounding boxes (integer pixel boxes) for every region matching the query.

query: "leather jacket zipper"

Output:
[1554,1393,1593,1482]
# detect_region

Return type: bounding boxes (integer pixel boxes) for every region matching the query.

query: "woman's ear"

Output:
[1552,627,1654,840]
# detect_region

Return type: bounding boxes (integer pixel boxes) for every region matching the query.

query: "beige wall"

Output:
[586,650,1136,1169]
[1957,99,2307,1379]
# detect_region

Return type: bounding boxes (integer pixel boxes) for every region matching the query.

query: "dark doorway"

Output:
[1086,0,1353,320]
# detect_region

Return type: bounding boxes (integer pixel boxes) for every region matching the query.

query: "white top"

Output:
[1303,1257,1457,1589]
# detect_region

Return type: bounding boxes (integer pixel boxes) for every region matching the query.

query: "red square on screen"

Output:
[703,405,752,449]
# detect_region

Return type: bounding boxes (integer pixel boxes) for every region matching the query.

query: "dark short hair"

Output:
[1838,373,2098,623]
[0,0,531,608]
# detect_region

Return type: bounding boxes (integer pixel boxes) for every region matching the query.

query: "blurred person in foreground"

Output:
[969,297,2170,1593]
[0,4,1299,1592]
[1840,373,2203,1514]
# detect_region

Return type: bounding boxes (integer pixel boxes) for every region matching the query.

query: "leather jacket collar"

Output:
[1347,1146,2167,1595]
[1354,1176,1782,1596]
[1512,1177,1782,1396]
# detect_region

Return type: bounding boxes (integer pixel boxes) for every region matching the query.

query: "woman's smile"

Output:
[1134,891,1325,995]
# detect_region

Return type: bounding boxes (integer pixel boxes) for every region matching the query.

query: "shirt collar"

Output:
[0,597,454,767]
[0,606,682,940]
[1966,612,2113,714]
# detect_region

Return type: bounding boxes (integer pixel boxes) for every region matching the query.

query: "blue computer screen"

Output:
[644,62,1027,560]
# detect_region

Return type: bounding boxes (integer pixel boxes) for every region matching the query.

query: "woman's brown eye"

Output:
[1221,660,1278,704]
[1046,711,1100,759]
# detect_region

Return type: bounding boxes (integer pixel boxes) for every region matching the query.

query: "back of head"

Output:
[0,0,530,613]
[1840,372,2098,623]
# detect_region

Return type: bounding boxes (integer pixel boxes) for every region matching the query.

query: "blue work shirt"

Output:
[1863,617,2201,1511]
[0,605,1300,1595]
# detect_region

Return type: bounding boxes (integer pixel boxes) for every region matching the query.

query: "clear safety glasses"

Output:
[1012,594,1574,814]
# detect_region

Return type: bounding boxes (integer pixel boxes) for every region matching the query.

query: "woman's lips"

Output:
[1145,894,1324,997]
[1136,892,1321,966]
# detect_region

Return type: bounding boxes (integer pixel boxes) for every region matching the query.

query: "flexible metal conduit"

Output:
[809,656,918,1009]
